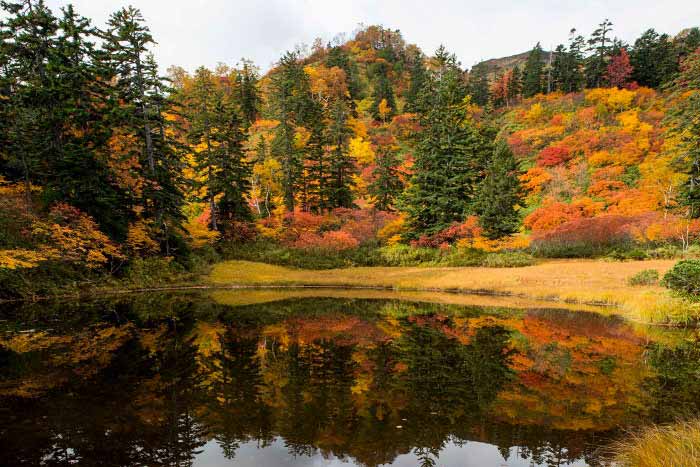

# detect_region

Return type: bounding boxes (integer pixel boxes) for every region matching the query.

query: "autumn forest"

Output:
[4,0,700,465]
[0,1,699,296]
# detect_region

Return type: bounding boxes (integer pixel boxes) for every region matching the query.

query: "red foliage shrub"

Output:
[532,214,640,248]
[275,208,397,250]
[412,217,482,248]
[507,133,533,158]
[531,212,700,249]
[291,230,360,251]
[537,145,572,167]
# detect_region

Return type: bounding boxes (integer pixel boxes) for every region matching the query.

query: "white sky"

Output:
[39,0,700,72]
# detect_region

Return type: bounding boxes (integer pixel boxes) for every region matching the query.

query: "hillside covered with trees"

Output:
[2,1,700,298]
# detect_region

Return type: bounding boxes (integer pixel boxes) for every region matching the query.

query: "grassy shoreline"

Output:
[208,259,699,325]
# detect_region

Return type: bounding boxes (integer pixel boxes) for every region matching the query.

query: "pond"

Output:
[1,290,699,466]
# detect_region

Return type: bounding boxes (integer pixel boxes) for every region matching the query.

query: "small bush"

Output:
[662,259,700,296]
[648,244,682,259]
[481,252,536,268]
[123,257,185,288]
[628,269,659,286]
[379,244,443,266]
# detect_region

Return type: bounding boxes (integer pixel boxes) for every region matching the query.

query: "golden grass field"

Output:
[208,259,699,324]
[611,420,700,467]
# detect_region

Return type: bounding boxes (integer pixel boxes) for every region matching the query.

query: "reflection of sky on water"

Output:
[194,438,588,467]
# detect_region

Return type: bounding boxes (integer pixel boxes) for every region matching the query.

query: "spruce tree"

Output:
[236,59,260,127]
[325,99,354,208]
[269,51,305,211]
[666,51,700,217]
[467,63,490,106]
[401,48,491,236]
[630,29,678,88]
[404,52,426,112]
[102,6,185,248]
[370,61,396,120]
[474,140,523,239]
[211,98,252,224]
[523,42,544,97]
[585,19,614,88]
[368,132,403,211]
[507,66,522,103]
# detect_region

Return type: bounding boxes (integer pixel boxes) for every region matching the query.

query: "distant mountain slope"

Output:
[472,49,552,77]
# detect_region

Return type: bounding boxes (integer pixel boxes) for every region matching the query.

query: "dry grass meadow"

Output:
[208,259,699,324]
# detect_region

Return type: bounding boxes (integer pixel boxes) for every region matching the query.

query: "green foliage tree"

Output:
[401,48,491,236]
[551,31,585,92]
[269,51,306,212]
[474,140,523,239]
[467,63,490,106]
[585,19,614,88]
[370,61,396,119]
[236,59,260,126]
[102,6,185,249]
[404,52,426,112]
[630,29,678,88]
[369,132,403,211]
[184,67,251,229]
[325,99,354,208]
[507,66,522,103]
[523,42,545,97]
[665,50,700,218]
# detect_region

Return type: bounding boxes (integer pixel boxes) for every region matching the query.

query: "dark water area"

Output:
[1,292,699,466]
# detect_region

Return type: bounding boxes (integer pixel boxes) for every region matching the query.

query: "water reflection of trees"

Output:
[0,296,696,466]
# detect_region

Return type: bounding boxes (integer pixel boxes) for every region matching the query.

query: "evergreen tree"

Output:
[522,42,545,97]
[401,48,491,236]
[49,5,132,238]
[269,51,305,211]
[404,52,426,112]
[474,140,523,239]
[236,59,260,126]
[370,61,396,120]
[467,63,490,106]
[1,1,131,237]
[585,19,614,88]
[211,97,252,224]
[0,0,58,211]
[630,29,678,88]
[666,51,700,217]
[368,132,403,211]
[325,99,354,208]
[102,6,185,248]
[507,66,522,103]
[551,31,585,92]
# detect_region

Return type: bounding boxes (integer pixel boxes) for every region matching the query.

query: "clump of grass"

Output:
[624,290,698,326]
[611,420,700,467]
[480,251,535,268]
[628,269,659,286]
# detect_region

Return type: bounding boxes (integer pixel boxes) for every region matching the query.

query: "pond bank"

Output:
[208,259,699,326]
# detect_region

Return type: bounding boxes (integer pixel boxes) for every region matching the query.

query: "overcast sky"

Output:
[41,0,700,72]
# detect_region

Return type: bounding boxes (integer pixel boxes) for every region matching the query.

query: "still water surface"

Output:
[1,291,698,466]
